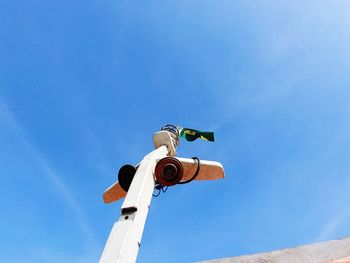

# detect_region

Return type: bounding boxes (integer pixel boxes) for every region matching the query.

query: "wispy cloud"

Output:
[0,98,99,251]
[316,215,344,242]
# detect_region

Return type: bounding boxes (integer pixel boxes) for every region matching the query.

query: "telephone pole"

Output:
[99,125,224,263]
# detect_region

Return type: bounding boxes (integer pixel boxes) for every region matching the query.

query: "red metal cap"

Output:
[155,157,183,186]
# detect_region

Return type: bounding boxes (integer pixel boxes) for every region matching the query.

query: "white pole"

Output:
[99,145,168,263]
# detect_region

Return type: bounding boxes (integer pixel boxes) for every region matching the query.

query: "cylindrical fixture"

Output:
[155,157,183,186]
[118,164,137,192]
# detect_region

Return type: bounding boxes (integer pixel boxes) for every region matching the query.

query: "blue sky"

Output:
[1,0,350,262]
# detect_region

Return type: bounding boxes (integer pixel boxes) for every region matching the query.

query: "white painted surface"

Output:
[153,131,177,156]
[99,145,168,263]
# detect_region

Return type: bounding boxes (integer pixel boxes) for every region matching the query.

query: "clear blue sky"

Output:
[1,1,350,262]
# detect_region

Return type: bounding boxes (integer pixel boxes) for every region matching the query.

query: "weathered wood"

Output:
[103,182,127,204]
[177,157,224,181]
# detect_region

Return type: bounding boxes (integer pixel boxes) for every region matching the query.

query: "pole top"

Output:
[153,124,179,156]
[161,124,179,145]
